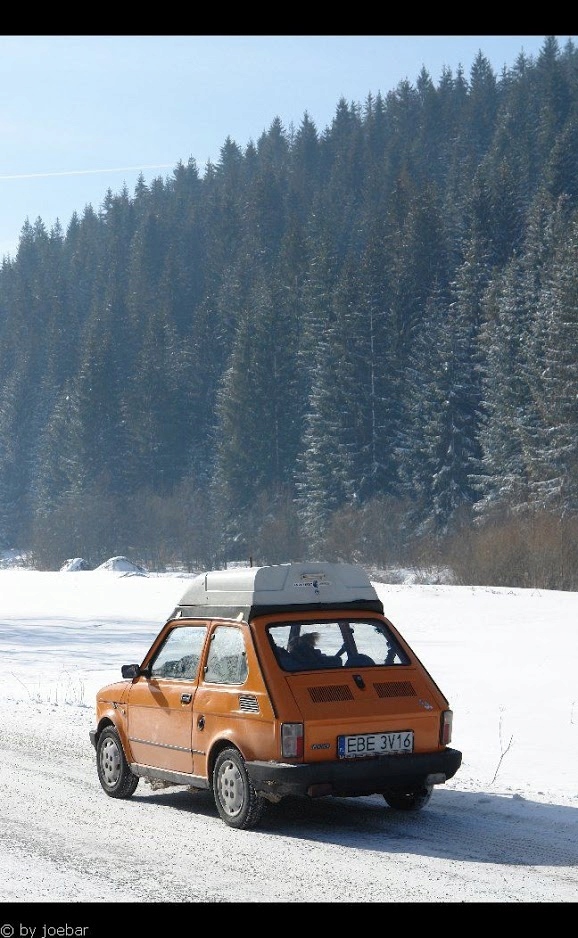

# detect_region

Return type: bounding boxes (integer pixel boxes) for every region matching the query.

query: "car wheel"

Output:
[383,783,433,811]
[212,747,266,830]
[96,726,139,799]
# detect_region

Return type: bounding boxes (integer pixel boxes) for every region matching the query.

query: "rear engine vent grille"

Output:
[238,694,260,712]
[374,680,416,698]
[308,685,354,703]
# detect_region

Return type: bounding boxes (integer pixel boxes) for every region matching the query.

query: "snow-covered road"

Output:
[1,697,576,907]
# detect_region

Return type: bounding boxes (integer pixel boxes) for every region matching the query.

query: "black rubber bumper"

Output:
[246,747,462,799]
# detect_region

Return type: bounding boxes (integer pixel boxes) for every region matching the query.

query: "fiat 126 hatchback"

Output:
[89,562,462,829]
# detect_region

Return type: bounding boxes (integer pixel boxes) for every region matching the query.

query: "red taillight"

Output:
[441,710,453,746]
[281,723,304,759]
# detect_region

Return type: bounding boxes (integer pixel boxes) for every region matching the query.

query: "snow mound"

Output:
[1,549,31,569]
[94,556,147,575]
[60,558,91,572]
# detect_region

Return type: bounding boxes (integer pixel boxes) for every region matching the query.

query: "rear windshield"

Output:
[267,618,410,672]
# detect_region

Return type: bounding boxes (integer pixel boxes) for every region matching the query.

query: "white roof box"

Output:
[174,562,382,620]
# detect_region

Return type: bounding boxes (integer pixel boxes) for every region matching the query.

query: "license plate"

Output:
[337,730,414,759]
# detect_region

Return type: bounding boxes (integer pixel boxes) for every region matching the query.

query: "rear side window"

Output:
[204,626,248,684]
[268,619,410,672]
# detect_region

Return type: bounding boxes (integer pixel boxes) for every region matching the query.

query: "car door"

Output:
[191,623,252,779]
[126,621,208,774]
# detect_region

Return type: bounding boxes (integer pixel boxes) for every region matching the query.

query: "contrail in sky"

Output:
[0,164,175,180]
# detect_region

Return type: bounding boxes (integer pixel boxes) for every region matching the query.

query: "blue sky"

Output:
[0,35,574,260]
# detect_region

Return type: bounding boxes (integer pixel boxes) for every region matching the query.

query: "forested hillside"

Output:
[1,36,578,586]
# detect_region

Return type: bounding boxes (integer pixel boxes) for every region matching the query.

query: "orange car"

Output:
[89,562,462,829]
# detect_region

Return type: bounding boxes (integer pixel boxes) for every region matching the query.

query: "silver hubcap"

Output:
[217,759,244,816]
[100,736,121,787]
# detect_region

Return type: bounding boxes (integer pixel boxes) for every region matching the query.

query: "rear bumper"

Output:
[247,747,462,799]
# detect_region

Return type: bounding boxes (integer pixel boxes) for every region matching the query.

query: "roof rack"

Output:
[170,562,383,621]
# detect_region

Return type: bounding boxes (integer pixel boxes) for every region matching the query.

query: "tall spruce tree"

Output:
[524,210,578,514]
[397,240,485,536]
[212,271,301,558]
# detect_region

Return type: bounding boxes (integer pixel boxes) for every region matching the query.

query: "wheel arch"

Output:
[95,714,131,761]
[206,738,243,786]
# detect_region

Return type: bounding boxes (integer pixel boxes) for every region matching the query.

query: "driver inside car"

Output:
[288,631,341,669]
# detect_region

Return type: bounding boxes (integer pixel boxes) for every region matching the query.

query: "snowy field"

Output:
[0,564,577,915]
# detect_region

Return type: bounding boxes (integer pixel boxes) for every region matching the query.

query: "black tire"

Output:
[96,726,139,799]
[212,747,266,830]
[383,783,433,811]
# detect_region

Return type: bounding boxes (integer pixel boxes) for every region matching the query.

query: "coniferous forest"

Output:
[2,36,578,586]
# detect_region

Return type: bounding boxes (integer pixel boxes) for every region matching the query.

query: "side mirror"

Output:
[121,663,141,679]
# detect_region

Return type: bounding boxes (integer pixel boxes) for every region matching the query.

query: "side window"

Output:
[150,625,207,680]
[204,626,248,684]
